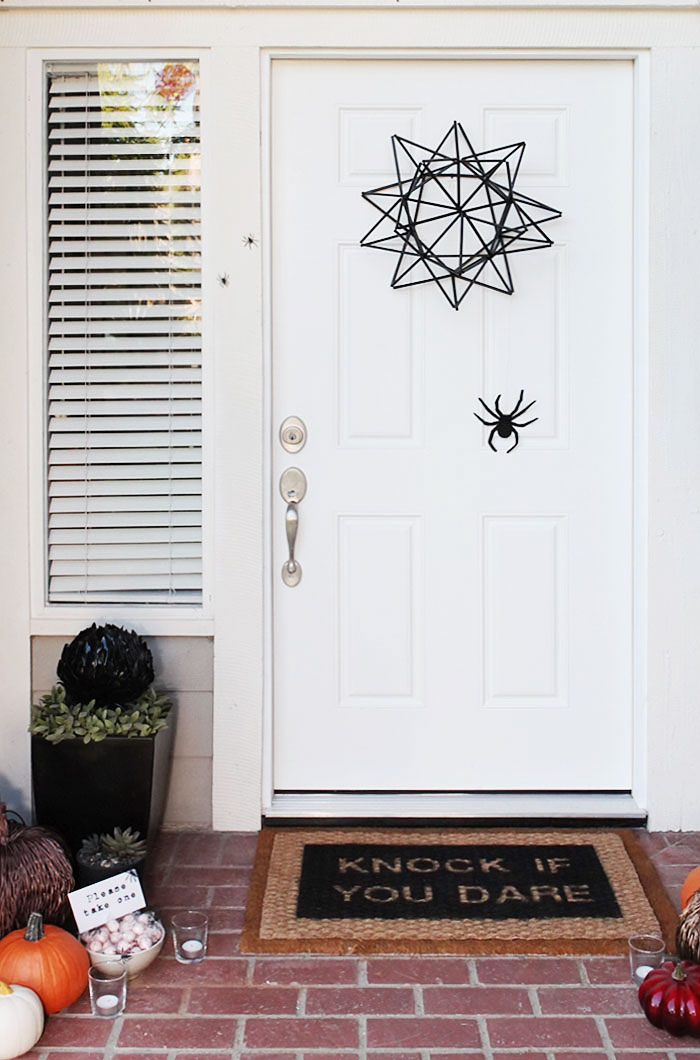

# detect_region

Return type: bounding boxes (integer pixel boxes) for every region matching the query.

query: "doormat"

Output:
[241,828,678,955]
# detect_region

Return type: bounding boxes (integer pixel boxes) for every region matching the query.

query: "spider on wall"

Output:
[474,390,538,453]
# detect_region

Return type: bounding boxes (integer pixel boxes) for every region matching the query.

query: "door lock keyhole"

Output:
[280,416,307,454]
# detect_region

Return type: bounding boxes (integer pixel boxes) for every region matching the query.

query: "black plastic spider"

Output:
[474,390,538,453]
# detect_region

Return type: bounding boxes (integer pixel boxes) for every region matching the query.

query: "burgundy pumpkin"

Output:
[638,959,700,1037]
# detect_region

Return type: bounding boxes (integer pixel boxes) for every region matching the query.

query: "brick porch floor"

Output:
[23,829,700,1060]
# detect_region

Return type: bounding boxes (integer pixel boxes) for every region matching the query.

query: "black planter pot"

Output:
[75,855,147,889]
[31,728,174,858]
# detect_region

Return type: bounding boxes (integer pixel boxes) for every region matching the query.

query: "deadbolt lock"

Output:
[279,416,307,454]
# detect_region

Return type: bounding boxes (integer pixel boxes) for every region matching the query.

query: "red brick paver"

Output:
[423,984,531,1014]
[366,956,472,983]
[243,1016,359,1049]
[366,1015,483,1048]
[117,1016,238,1048]
[486,1014,603,1049]
[254,957,359,985]
[26,827,693,1059]
[305,985,415,1014]
[476,956,581,983]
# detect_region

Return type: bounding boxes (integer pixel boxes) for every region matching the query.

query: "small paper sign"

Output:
[68,869,146,935]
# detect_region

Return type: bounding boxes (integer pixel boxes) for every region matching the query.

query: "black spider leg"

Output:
[506,390,525,417]
[478,397,498,419]
[513,417,538,428]
[494,393,505,415]
[472,414,501,453]
[507,428,520,453]
[473,403,499,453]
[512,402,537,423]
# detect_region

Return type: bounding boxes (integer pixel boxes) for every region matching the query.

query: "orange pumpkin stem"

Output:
[24,912,45,943]
[0,981,12,995]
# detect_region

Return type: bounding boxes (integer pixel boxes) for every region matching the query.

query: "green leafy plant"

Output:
[30,684,171,744]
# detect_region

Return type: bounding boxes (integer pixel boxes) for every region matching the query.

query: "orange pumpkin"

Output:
[681,867,700,912]
[0,912,89,1013]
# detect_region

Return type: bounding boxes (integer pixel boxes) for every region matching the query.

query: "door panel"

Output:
[271,58,635,794]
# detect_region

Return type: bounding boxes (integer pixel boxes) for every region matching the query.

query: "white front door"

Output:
[271,58,635,795]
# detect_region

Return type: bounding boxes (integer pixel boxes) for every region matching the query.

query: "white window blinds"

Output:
[46,61,202,605]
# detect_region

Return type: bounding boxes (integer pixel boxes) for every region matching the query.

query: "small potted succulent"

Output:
[30,624,174,857]
[75,827,147,887]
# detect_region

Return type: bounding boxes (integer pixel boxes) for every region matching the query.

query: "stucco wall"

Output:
[31,636,213,829]
[2,1,700,830]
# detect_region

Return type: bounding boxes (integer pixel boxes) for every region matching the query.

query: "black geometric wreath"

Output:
[361,121,562,310]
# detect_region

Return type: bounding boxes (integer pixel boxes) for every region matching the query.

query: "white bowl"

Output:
[85,921,165,980]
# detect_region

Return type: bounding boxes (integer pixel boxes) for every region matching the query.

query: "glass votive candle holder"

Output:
[88,965,127,1017]
[628,934,665,985]
[171,910,208,963]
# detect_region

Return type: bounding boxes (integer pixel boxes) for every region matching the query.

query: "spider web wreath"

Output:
[361,121,562,310]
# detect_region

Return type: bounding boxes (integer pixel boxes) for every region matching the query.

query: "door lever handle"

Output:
[280,467,307,587]
[284,503,300,585]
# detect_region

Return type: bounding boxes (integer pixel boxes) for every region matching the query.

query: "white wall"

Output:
[0,46,31,819]
[2,3,700,830]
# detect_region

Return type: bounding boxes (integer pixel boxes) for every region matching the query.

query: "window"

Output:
[46,60,202,605]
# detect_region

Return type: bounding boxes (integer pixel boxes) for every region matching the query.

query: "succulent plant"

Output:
[102,826,147,859]
[57,623,154,707]
[77,827,147,870]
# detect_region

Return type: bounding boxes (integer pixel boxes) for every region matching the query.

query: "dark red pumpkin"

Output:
[638,959,700,1037]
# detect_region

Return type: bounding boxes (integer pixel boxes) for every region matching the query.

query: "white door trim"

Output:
[261,47,650,821]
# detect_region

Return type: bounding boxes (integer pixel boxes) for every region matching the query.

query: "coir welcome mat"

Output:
[241,828,678,955]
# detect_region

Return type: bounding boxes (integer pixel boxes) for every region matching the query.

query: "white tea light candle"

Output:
[181,939,204,957]
[95,993,119,1016]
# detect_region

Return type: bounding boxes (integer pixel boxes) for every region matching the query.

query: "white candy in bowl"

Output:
[81,911,165,979]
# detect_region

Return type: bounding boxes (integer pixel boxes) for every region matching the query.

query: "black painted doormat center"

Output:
[296,842,620,922]
[242,828,678,955]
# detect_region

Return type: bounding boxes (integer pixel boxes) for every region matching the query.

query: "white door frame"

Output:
[261,47,650,822]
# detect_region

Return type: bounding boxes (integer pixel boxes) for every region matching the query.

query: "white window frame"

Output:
[27,48,215,636]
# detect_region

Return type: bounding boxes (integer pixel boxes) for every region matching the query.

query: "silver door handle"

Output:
[284,503,300,586]
[280,467,307,587]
